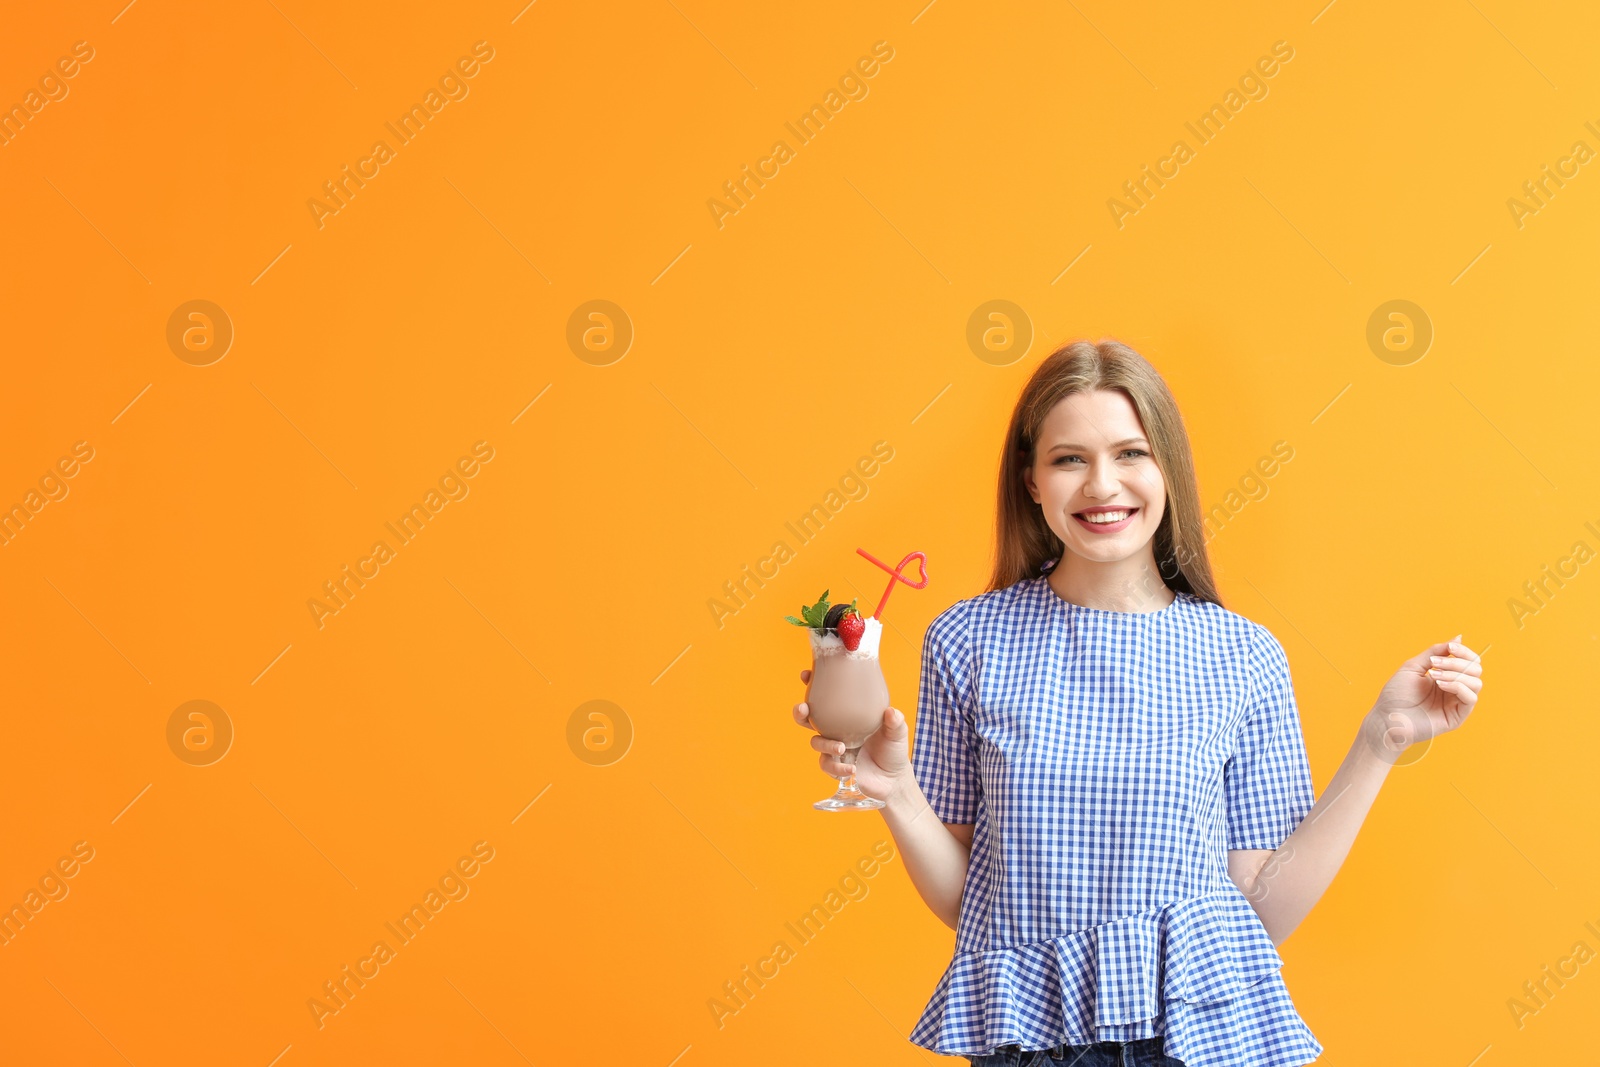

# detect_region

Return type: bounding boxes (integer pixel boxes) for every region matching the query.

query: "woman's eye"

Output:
[1053,450,1147,465]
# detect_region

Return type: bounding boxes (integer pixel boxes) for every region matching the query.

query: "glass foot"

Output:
[814,773,885,811]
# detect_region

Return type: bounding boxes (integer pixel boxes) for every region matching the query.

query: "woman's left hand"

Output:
[1367,634,1484,756]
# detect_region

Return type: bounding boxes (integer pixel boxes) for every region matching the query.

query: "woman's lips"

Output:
[1072,507,1138,534]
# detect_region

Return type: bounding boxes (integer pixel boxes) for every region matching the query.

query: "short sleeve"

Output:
[1224,625,1316,851]
[910,602,982,824]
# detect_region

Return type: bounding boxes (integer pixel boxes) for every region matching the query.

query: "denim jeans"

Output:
[966,1037,1185,1067]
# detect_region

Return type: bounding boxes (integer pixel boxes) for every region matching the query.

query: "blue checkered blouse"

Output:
[908,574,1322,1067]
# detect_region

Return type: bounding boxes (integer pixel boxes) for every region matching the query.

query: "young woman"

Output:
[792,340,1484,1067]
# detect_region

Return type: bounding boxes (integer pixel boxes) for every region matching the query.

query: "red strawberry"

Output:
[838,612,866,652]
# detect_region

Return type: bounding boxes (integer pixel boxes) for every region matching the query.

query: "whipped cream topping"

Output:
[808,616,883,659]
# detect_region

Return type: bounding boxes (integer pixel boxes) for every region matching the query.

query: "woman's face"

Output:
[1021,389,1167,565]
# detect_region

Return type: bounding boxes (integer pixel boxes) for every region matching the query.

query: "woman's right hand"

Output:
[793,668,910,802]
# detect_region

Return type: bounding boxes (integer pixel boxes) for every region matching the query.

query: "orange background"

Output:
[2,1,1597,1064]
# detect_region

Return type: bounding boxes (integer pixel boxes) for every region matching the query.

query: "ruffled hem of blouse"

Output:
[907,884,1324,1067]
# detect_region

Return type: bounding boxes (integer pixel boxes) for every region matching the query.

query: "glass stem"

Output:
[839,750,858,793]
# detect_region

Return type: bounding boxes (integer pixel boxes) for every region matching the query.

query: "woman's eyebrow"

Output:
[1046,436,1149,452]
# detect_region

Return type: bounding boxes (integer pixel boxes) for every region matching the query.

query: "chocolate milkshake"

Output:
[805,619,889,754]
[786,589,892,811]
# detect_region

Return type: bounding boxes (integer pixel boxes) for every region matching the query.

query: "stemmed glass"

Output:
[804,625,890,811]
[790,548,928,812]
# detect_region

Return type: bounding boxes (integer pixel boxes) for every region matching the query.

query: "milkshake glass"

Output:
[805,616,889,811]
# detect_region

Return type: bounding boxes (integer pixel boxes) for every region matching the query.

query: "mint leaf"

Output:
[813,591,835,627]
[786,589,839,629]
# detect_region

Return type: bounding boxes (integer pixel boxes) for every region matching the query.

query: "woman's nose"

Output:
[1084,458,1120,496]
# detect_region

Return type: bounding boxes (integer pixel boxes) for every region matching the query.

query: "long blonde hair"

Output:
[986,339,1222,605]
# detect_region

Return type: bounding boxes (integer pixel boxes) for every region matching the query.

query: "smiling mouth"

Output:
[1074,507,1138,524]
[1070,507,1139,533]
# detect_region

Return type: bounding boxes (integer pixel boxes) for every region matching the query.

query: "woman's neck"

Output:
[1045,555,1175,613]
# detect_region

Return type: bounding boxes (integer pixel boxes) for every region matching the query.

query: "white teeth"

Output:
[1080,509,1131,524]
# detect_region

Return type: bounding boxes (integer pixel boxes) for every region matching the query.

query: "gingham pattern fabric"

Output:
[907,575,1323,1067]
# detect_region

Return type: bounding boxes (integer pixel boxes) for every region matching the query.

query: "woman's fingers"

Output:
[1428,674,1475,696]
[818,751,854,777]
[810,735,846,755]
[794,670,816,730]
[1428,655,1481,677]
[1431,670,1482,712]
[1433,675,1478,694]
[1433,673,1482,693]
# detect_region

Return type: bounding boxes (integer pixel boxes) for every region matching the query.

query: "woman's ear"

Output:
[1021,461,1039,504]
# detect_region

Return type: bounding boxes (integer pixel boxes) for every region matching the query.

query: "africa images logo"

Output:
[1105,39,1295,228]
[306,41,496,230]
[305,841,496,1030]
[705,40,896,230]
